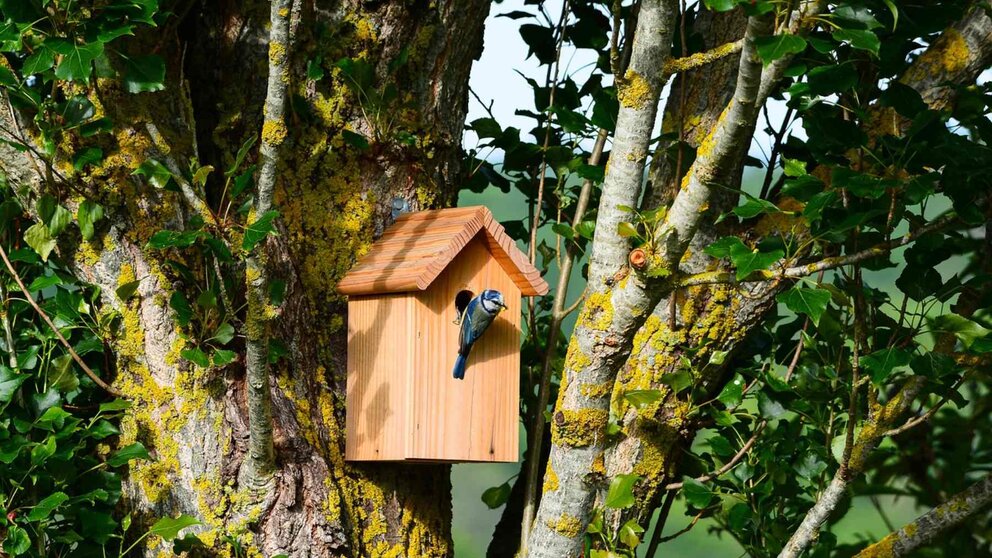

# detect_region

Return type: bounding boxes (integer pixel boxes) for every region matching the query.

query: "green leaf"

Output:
[132,159,173,188]
[209,323,235,345]
[23,222,56,261]
[148,230,205,249]
[27,274,61,291]
[604,473,640,509]
[681,477,714,508]
[123,54,166,93]
[703,0,735,11]
[860,348,912,385]
[73,147,104,172]
[89,418,120,440]
[754,34,807,65]
[795,453,827,480]
[778,287,831,326]
[658,370,692,393]
[732,195,779,219]
[147,514,201,542]
[242,210,279,251]
[832,29,880,55]
[27,491,69,521]
[471,117,502,139]
[2,525,30,556]
[481,483,511,509]
[212,349,237,367]
[551,223,574,239]
[783,157,807,177]
[107,442,151,467]
[341,130,369,150]
[704,236,746,259]
[76,199,104,240]
[78,509,117,544]
[758,392,787,419]
[729,244,784,280]
[180,347,209,368]
[618,519,644,549]
[47,204,71,236]
[0,367,27,405]
[717,374,745,407]
[169,292,192,327]
[22,47,54,75]
[617,221,640,238]
[623,389,661,410]
[932,314,990,349]
[30,435,56,466]
[49,39,105,82]
[99,399,132,413]
[116,280,141,301]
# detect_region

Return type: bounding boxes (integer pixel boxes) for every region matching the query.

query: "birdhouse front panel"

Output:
[345,293,415,461]
[409,235,521,462]
[339,206,548,463]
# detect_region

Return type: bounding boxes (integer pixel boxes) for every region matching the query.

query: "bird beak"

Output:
[498,302,508,312]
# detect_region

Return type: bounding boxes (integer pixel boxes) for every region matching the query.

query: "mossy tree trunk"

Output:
[1,1,488,556]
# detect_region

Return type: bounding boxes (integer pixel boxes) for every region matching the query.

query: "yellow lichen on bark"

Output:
[618,70,654,109]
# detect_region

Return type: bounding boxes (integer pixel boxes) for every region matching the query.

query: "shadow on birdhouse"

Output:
[338,206,549,462]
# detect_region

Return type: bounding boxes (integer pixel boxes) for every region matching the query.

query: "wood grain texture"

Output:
[345,293,414,461]
[337,206,549,297]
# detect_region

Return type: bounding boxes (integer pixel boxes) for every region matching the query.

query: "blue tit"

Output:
[452,289,506,380]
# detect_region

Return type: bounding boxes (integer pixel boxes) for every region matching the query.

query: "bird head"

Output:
[480,289,507,314]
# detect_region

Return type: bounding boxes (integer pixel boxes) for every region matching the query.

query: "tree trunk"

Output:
[2,1,488,555]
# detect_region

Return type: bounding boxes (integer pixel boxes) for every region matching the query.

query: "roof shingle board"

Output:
[337,206,549,296]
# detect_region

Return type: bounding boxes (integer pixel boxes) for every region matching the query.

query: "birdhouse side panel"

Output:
[409,236,521,462]
[345,294,415,461]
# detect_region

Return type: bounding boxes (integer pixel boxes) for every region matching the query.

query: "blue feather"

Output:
[452,289,505,380]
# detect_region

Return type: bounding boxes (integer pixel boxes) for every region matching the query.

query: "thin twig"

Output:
[655,510,704,544]
[664,421,767,490]
[0,243,122,396]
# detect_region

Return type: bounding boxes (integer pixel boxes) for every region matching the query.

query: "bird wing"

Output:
[466,302,495,345]
[458,297,479,350]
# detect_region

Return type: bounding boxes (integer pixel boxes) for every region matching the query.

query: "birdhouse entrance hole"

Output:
[454,289,474,321]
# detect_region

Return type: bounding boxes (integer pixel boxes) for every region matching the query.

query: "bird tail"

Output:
[453,353,468,380]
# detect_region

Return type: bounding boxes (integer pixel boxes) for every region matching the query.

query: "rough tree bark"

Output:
[1,1,488,556]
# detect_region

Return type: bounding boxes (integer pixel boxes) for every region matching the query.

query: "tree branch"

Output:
[652,14,772,274]
[676,212,960,287]
[663,420,766,490]
[663,39,743,76]
[241,0,296,489]
[854,473,992,558]
[525,2,679,556]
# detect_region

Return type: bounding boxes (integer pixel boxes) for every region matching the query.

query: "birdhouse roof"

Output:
[337,206,549,297]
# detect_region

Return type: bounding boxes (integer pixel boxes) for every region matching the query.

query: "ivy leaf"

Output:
[758,392,787,419]
[76,199,104,240]
[27,491,69,521]
[242,210,279,251]
[605,473,640,509]
[481,483,511,509]
[146,515,201,542]
[729,244,784,280]
[795,454,827,480]
[681,477,714,508]
[860,348,912,385]
[778,287,831,326]
[123,54,166,93]
[783,158,807,177]
[754,35,807,65]
[49,39,105,83]
[23,222,57,261]
[107,442,151,467]
[832,29,880,55]
[22,47,54,75]
[47,204,72,237]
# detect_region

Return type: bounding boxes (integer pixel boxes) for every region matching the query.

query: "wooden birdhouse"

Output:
[338,206,548,462]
